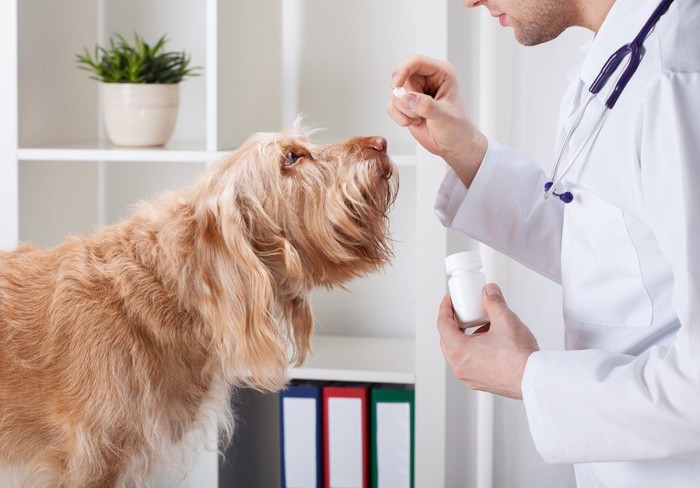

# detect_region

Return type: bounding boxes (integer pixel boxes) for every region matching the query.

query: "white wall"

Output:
[16,1,99,247]
[0,0,18,251]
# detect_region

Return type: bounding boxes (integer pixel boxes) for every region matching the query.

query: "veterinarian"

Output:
[388,0,700,486]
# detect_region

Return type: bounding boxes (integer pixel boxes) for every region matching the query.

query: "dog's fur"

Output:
[0,124,397,487]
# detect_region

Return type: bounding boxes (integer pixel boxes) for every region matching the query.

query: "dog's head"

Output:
[190,122,398,389]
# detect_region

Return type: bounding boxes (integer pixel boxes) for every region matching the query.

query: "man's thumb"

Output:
[399,91,436,119]
[483,284,507,318]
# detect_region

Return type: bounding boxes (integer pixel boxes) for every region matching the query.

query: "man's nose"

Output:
[462,0,484,7]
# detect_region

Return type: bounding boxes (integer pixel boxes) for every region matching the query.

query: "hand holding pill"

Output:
[387,54,488,188]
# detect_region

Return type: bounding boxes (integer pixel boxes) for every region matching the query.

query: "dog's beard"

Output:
[335,158,396,267]
[276,151,397,287]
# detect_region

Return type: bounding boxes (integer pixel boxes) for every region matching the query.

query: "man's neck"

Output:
[577,0,616,32]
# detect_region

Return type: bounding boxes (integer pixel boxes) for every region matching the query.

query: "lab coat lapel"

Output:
[557,0,665,191]
[579,0,661,88]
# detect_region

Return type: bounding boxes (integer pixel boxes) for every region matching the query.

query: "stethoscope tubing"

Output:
[545,108,609,200]
[544,92,595,200]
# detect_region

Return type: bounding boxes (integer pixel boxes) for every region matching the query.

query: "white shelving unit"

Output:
[289,335,415,384]
[2,1,458,486]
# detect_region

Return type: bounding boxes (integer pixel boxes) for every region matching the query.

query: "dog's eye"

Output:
[283,151,303,168]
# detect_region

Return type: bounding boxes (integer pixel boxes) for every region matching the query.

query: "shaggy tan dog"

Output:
[0,125,397,487]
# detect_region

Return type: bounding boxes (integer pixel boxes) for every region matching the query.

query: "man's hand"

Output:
[387,54,487,187]
[437,284,539,399]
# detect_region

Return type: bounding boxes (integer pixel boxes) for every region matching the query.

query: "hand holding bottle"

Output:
[437,284,540,400]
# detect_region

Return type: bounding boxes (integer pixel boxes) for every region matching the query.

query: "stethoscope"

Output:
[544,0,676,204]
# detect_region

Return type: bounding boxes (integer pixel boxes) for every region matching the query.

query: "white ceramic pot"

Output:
[101,83,180,147]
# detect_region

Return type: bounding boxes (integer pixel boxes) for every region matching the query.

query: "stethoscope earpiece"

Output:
[559,191,574,204]
[544,182,574,204]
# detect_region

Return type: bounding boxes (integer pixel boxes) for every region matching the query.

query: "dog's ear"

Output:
[244,232,313,369]
[287,296,313,367]
[195,202,288,391]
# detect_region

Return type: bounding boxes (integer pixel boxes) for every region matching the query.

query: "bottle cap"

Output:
[445,251,482,274]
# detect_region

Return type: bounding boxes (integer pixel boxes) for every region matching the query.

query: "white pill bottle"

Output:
[445,251,489,329]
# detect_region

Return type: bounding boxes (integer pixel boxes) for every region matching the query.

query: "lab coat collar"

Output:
[579,0,660,88]
[566,38,593,83]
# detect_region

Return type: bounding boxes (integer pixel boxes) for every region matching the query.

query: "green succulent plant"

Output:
[76,33,199,84]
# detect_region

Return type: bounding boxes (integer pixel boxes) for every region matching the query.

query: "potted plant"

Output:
[77,33,199,147]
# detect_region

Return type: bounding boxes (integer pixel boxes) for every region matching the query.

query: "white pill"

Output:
[393,86,406,97]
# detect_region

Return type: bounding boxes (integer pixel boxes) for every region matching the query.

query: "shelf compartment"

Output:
[289,335,415,384]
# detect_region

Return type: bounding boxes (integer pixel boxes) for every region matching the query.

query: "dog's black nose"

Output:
[368,136,387,153]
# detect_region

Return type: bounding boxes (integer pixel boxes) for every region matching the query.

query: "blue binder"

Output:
[279,384,323,488]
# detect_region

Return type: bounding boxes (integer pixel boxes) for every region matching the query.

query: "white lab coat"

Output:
[434,0,700,486]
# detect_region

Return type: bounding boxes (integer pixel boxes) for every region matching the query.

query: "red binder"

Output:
[322,385,369,488]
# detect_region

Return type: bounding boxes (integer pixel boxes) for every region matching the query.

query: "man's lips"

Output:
[493,12,508,27]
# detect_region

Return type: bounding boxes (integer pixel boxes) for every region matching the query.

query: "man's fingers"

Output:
[437,294,469,343]
[391,54,450,88]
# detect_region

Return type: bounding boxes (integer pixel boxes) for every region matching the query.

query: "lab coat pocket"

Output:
[561,189,653,327]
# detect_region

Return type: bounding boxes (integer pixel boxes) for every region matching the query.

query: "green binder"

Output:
[370,387,415,488]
